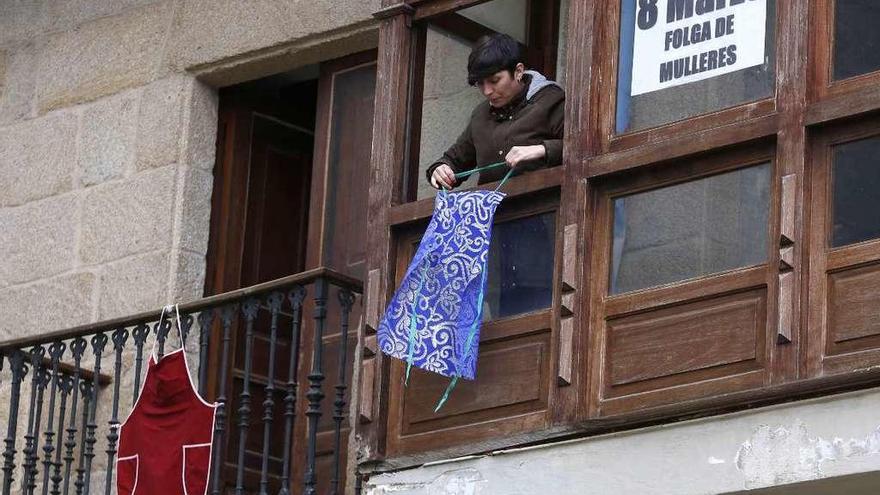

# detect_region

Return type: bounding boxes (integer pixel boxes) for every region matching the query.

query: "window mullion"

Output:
[773,0,810,384]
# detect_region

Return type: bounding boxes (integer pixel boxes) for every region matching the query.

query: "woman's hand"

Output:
[431,164,456,190]
[505,144,546,168]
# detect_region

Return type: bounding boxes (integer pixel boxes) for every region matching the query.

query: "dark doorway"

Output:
[204,51,376,494]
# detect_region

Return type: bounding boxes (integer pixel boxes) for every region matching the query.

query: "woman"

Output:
[427,33,565,190]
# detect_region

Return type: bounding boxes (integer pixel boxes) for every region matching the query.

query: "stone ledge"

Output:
[167,0,381,73]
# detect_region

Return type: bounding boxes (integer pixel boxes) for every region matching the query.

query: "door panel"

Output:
[293,51,375,494]
[206,79,317,493]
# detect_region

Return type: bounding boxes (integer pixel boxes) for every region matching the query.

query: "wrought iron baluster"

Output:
[197,310,215,396]
[82,333,107,495]
[103,329,128,495]
[154,317,171,361]
[25,369,50,495]
[73,381,92,495]
[62,338,86,495]
[21,346,46,494]
[209,304,237,495]
[258,292,284,495]
[278,286,305,495]
[130,324,149,406]
[180,313,194,345]
[2,351,28,495]
[354,471,363,495]
[51,377,73,495]
[304,277,329,495]
[40,342,66,495]
[234,299,259,495]
[330,289,355,495]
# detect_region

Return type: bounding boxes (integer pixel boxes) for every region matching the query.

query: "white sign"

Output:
[630,0,767,96]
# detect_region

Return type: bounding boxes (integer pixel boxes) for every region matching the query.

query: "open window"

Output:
[404,0,566,202]
[374,0,569,456]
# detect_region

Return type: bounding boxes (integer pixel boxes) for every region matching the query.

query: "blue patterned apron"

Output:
[378,166,513,411]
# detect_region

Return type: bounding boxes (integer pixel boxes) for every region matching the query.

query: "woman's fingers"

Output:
[431,166,455,190]
[505,145,546,168]
[505,148,523,168]
[440,167,455,188]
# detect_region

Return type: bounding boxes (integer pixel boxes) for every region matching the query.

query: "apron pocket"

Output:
[182,444,212,495]
[116,455,139,495]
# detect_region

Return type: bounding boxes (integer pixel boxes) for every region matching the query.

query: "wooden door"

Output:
[205,79,318,493]
[293,50,376,495]
[206,51,375,494]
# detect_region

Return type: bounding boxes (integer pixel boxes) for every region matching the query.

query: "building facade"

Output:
[2,0,880,493]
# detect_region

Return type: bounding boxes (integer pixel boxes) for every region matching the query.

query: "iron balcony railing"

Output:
[0,267,363,495]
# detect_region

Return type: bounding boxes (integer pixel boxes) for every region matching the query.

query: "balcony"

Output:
[0,268,362,495]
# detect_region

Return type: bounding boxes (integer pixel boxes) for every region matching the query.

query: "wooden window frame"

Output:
[384,191,564,456]
[589,0,780,160]
[580,0,810,423]
[810,0,880,99]
[399,0,563,203]
[361,0,880,467]
[807,0,880,126]
[585,143,784,417]
[361,0,577,464]
[806,117,880,378]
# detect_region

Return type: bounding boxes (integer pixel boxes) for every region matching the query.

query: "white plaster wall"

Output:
[366,388,880,494]
[459,0,528,43]
[365,390,880,495]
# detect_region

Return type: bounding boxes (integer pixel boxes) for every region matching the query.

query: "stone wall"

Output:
[0,0,380,337]
[0,0,380,491]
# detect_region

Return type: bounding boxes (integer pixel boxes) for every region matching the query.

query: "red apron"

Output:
[116,305,217,495]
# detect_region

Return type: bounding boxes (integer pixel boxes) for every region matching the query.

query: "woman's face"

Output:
[477,63,525,108]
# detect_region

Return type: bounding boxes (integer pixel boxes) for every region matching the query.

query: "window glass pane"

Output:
[408,211,556,320]
[611,163,771,294]
[484,212,556,319]
[833,0,880,81]
[831,135,880,247]
[616,0,776,133]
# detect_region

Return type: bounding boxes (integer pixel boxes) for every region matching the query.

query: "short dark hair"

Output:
[467,33,523,86]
